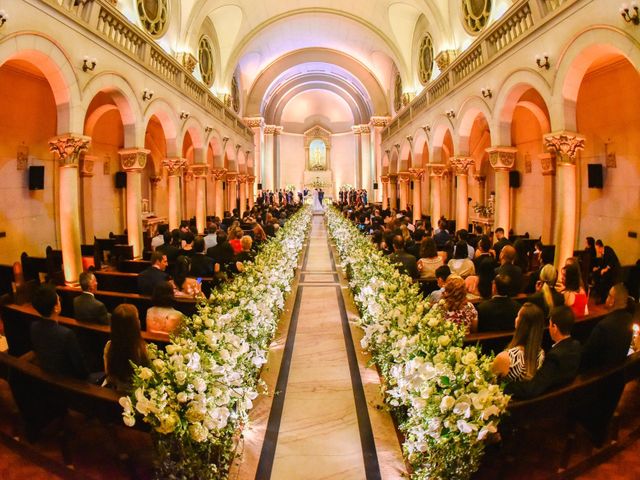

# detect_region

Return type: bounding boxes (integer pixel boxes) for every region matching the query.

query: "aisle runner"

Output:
[240,214,402,480]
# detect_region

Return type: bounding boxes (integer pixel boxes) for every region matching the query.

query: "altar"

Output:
[302,125,333,193]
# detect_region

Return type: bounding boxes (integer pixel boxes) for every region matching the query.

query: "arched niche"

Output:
[304,125,332,172]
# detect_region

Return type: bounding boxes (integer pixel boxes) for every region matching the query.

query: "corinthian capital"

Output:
[408,168,426,180]
[398,172,411,184]
[163,157,187,176]
[486,146,517,171]
[188,164,209,177]
[49,134,91,167]
[428,163,448,177]
[449,156,474,176]
[119,148,149,171]
[244,117,265,129]
[543,131,585,165]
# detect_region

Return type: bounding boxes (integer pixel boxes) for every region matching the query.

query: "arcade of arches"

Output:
[1,0,640,479]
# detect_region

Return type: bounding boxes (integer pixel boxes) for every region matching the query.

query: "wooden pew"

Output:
[119,259,151,273]
[0,264,14,297]
[93,270,139,293]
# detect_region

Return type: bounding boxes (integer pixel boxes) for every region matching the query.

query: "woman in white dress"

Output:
[312,189,324,211]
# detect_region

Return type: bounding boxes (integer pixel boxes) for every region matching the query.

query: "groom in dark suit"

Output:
[74,272,110,325]
[318,189,324,205]
[506,306,581,399]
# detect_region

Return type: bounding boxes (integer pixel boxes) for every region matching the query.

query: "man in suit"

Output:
[31,284,88,379]
[477,274,521,332]
[190,237,215,277]
[495,245,523,296]
[492,227,511,259]
[138,251,170,296]
[506,306,582,399]
[388,235,418,280]
[73,272,110,325]
[206,230,235,272]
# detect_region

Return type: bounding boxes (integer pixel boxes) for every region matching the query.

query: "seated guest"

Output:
[189,237,215,277]
[178,232,196,258]
[448,241,475,278]
[417,237,443,281]
[457,229,475,259]
[495,245,523,296]
[156,229,180,264]
[252,223,268,249]
[527,264,564,318]
[138,251,169,296]
[207,230,235,272]
[492,227,511,259]
[513,239,530,273]
[388,235,418,279]
[466,256,495,300]
[477,274,522,332]
[473,236,494,272]
[174,256,202,298]
[236,236,256,264]
[525,243,554,293]
[203,226,218,251]
[146,282,184,335]
[228,227,244,255]
[561,263,588,317]
[151,224,167,250]
[442,276,478,333]
[492,302,545,381]
[433,219,451,248]
[103,304,149,392]
[74,271,110,325]
[592,240,621,304]
[426,265,451,304]
[30,284,87,379]
[581,284,634,371]
[506,306,581,399]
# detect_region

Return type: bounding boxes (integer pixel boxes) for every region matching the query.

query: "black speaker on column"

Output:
[222,181,226,190]
[28,166,45,190]
[509,170,521,188]
[587,164,603,188]
[115,171,127,189]
[410,181,414,190]
[373,182,379,190]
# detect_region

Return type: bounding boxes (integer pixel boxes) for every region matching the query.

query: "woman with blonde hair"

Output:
[527,264,565,318]
[442,276,478,333]
[492,302,545,382]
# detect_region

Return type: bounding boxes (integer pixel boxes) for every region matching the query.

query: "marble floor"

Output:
[230,214,406,480]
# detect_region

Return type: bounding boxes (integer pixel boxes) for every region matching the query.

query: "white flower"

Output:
[177,392,189,403]
[192,377,207,393]
[175,370,187,385]
[481,405,501,420]
[478,423,497,440]
[139,367,153,380]
[119,396,133,413]
[152,359,165,372]
[453,401,471,419]
[438,335,451,347]
[123,415,135,427]
[440,396,455,412]
[456,420,478,434]
[188,422,208,442]
[165,344,181,355]
[462,351,478,365]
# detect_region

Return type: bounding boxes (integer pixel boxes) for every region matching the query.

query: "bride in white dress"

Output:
[312,189,324,212]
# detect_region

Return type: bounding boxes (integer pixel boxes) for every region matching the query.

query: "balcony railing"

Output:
[381,0,578,142]
[39,0,253,141]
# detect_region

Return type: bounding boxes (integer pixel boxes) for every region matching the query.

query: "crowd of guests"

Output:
[338,202,638,401]
[24,202,301,394]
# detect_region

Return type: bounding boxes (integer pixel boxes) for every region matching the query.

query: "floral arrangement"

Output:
[325,207,509,479]
[121,206,312,479]
[285,183,297,192]
[472,201,494,218]
[340,183,354,191]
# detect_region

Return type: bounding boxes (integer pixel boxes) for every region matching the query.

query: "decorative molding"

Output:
[211,168,227,180]
[543,131,585,164]
[177,52,197,73]
[163,157,187,176]
[539,153,556,176]
[188,164,209,177]
[48,134,91,167]
[370,116,390,128]
[244,117,265,129]
[435,49,458,70]
[428,163,448,177]
[398,172,411,184]
[380,175,390,183]
[264,125,278,135]
[486,146,518,170]
[359,125,371,135]
[408,168,426,180]
[119,148,149,171]
[449,156,474,175]
[80,154,97,177]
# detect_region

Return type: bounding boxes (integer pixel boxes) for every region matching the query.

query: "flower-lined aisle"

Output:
[121,206,312,479]
[326,207,509,479]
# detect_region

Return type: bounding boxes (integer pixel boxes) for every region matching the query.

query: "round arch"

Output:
[456,96,493,154]
[143,99,179,156]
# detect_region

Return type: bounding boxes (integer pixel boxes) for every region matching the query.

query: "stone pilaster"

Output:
[409,168,425,222]
[226,172,238,213]
[119,148,149,258]
[238,174,248,215]
[188,164,209,234]
[450,156,474,232]
[211,168,227,219]
[388,173,398,210]
[263,125,277,191]
[163,157,187,229]
[397,172,410,211]
[79,154,96,243]
[429,163,447,230]
[380,175,390,209]
[486,146,517,235]
[247,175,256,208]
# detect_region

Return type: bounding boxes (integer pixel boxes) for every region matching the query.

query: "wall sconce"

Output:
[446,109,456,119]
[620,2,640,24]
[422,125,431,134]
[82,56,96,72]
[142,89,154,101]
[0,9,8,27]
[481,87,492,99]
[204,125,213,134]
[180,111,190,120]
[535,53,550,70]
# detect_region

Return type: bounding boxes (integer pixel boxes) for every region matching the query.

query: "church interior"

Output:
[1,0,640,479]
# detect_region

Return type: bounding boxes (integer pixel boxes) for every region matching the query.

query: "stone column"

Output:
[149,175,162,213]
[474,174,486,207]
[226,172,238,213]
[388,173,398,210]
[409,168,425,222]
[544,132,585,268]
[211,168,227,219]
[398,172,410,211]
[247,175,256,208]
[380,175,389,209]
[49,134,90,284]
[274,127,283,189]
[163,157,187,230]
[189,164,208,234]
[120,148,149,258]
[352,126,362,188]
[79,154,96,243]
[360,125,372,193]
[370,117,389,202]
[245,117,265,190]
[486,147,517,235]
[263,126,276,192]
[450,156,474,232]
[539,153,556,245]
[238,174,247,215]
[429,164,447,230]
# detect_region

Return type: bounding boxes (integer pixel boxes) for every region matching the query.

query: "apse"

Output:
[279,89,355,134]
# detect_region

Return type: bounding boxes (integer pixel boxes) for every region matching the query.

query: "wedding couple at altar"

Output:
[312,188,325,212]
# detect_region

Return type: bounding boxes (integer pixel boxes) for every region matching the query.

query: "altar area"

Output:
[301,125,334,198]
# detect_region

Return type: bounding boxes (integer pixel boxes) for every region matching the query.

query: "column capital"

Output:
[244,117,265,129]
[247,175,256,183]
[274,126,284,135]
[449,156,474,175]
[80,154,97,177]
[543,131,585,164]
[351,125,363,135]
[428,163,448,177]
[226,172,238,182]
[539,153,557,176]
[486,146,517,170]
[370,116,391,128]
[237,174,248,183]
[163,157,187,176]
[388,173,398,180]
[49,134,91,167]
[188,164,209,177]
[380,175,390,183]
[397,172,411,184]
[408,167,425,180]
[119,148,149,171]
[359,125,371,134]
[211,168,227,180]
